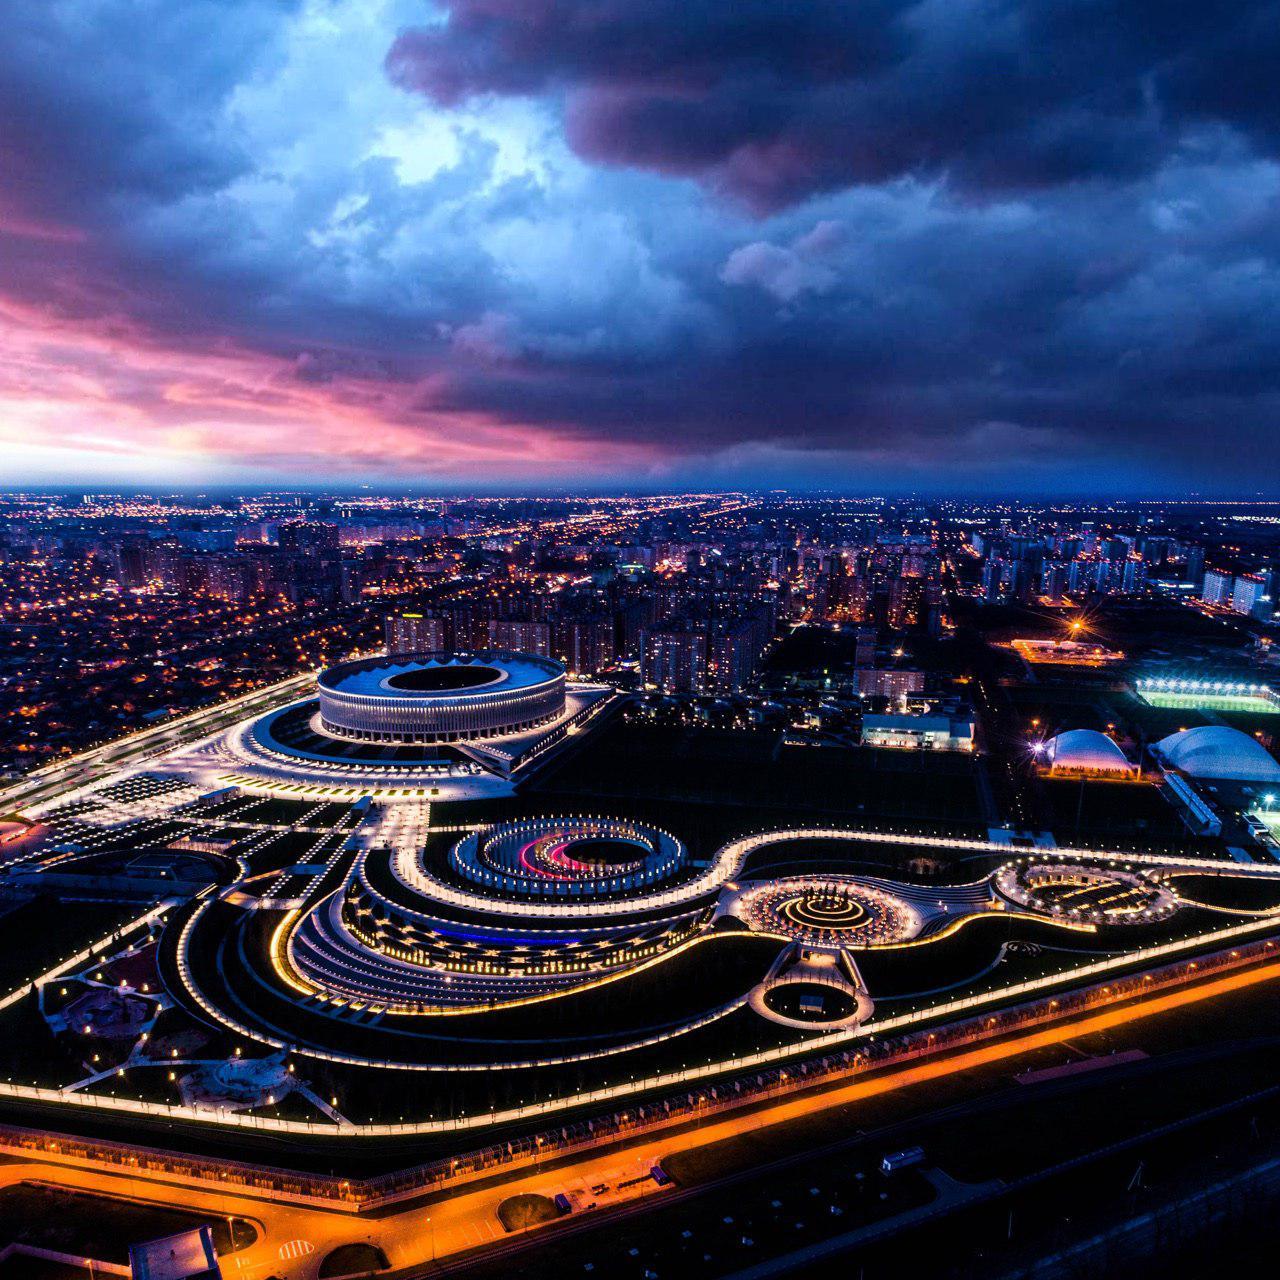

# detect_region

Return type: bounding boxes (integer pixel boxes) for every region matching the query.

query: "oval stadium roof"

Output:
[1155,725,1280,782]
[1044,729,1134,774]
[319,651,564,699]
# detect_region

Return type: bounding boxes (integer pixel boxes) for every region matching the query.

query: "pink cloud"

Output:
[0,214,88,245]
[0,294,663,482]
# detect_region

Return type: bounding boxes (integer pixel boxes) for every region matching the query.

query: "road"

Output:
[0,672,317,816]
[6,953,1280,1278]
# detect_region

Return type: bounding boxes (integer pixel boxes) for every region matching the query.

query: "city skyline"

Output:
[4,1,1280,493]
[4,490,1280,1272]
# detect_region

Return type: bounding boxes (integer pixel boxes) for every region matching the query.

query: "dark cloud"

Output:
[389,0,1280,210]
[0,1,300,221]
[412,152,1280,487]
[1,1,1280,492]
[386,0,909,106]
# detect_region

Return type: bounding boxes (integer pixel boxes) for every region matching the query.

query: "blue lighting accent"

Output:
[431,925,587,946]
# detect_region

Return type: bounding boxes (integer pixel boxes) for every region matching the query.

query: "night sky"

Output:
[3,1,1279,491]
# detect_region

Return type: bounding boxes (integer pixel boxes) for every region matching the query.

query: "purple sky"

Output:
[3,1,1280,492]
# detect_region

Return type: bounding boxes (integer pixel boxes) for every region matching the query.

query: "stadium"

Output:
[180,648,615,797]
[316,651,567,744]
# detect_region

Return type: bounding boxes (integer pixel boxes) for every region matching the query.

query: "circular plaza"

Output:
[450,817,687,899]
[993,861,1180,925]
[731,876,926,947]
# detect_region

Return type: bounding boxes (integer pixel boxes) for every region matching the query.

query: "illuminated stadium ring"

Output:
[270,840,707,1015]
[451,818,686,898]
[316,650,566,744]
[283,881,704,1013]
[993,861,1179,925]
[734,876,925,947]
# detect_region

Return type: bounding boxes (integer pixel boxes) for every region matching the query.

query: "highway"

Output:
[0,672,316,816]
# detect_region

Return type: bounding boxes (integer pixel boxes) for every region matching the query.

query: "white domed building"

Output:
[1041,729,1138,778]
[1154,725,1280,783]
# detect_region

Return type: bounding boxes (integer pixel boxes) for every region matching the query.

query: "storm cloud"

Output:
[1,0,1279,491]
[387,1,1280,208]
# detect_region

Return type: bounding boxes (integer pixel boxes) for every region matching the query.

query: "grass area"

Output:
[0,1256,92,1280]
[929,1040,1279,1183]
[763,984,858,1021]
[0,897,142,992]
[497,1193,560,1232]
[0,1184,256,1264]
[1038,778,1186,839]
[1139,690,1280,714]
[1165,873,1280,911]
[854,913,1104,1000]
[0,992,94,1087]
[520,721,988,838]
[55,847,225,887]
[317,1243,390,1276]
[737,836,998,881]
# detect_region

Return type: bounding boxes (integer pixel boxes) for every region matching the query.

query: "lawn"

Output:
[0,1184,256,1264]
